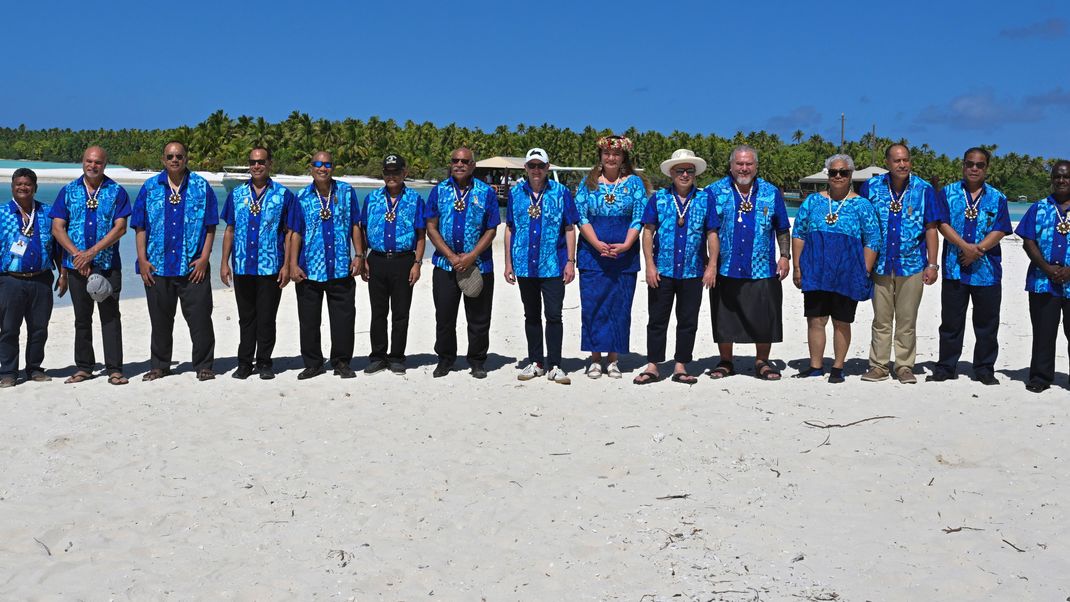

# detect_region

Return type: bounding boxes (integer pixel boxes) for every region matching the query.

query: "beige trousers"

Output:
[869,272,925,370]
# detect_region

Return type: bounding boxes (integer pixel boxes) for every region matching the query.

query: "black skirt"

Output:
[709,276,783,343]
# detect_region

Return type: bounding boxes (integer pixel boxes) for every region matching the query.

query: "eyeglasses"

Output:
[964,161,988,170]
[312,161,334,169]
[382,170,403,177]
[165,154,185,161]
[827,168,852,178]
[672,168,696,176]
[248,159,268,166]
[450,158,473,165]
[525,162,548,170]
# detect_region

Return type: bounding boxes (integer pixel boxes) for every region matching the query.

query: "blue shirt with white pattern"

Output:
[859,174,938,277]
[1015,196,1070,298]
[49,176,131,271]
[2,200,57,273]
[506,180,579,278]
[130,171,219,277]
[360,186,426,253]
[287,180,360,283]
[426,177,500,274]
[935,181,1012,286]
[706,176,790,279]
[793,192,881,301]
[221,179,295,276]
[573,174,647,273]
[640,186,720,279]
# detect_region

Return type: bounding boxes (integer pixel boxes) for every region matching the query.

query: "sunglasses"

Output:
[312,161,334,169]
[964,160,988,169]
[672,168,696,176]
[450,158,473,165]
[383,170,403,177]
[827,168,852,178]
[248,159,268,166]
[526,162,548,170]
[165,154,185,160]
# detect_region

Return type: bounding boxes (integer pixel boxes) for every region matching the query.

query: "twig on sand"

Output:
[1002,538,1026,553]
[942,526,984,533]
[804,415,896,429]
[800,433,831,454]
[655,493,690,500]
[33,538,51,556]
[549,452,571,456]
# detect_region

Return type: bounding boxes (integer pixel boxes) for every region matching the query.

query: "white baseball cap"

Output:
[525,148,550,165]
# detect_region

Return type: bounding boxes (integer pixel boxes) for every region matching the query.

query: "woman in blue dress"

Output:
[791,154,880,383]
[574,135,651,378]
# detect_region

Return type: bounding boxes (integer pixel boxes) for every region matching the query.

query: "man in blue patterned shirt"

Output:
[706,145,792,381]
[286,151,364,380]
[359,154,426,376]
[1,169,67,388]
[425,147,500,379]
[635,150,720,385]
[859,144,940,384]
[928,148,1012,385]
[131,141,218,382]
[220,146,295,381]
[50,146,131,385]
[504,148,579,384]
[1015,160,1070,393]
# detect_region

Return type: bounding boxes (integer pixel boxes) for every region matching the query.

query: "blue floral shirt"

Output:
[706,176,790,279]
[426,178,500,274]
[640,187,720,279]
[506,180,579,278]
[221,179,295,276]
[130,171,219,277]
[2,200,57,273]
[793,193,881,301]
[1015,196,1070,298]
[49,176,131,271]
[935,181,1012,286]
[360,186,426,253]
[287,180,360,283]
[859,174,938,277]
[574,174,646,273]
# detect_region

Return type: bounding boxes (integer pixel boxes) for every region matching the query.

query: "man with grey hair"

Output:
[704,145,792,380]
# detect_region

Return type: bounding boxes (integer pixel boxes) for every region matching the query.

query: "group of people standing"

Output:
[3,137,1070,393]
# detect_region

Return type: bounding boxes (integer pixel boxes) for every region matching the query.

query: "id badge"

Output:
[9,234,29,257]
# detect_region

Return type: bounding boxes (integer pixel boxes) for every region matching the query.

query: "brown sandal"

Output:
[142,368,170,381]
[64,371,94,384]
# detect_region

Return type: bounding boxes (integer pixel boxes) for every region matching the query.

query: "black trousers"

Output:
[517,276,565,368]
[647,276,703,364]
[233,274,283,369]
[936,279,1001,378]
[145,275,215,371]
[432,267,493,364]
[68,269,123,373]
[0,272,53,377]
[367,252,416,363]
[296,276,355,369]
[1027,292,1070,387]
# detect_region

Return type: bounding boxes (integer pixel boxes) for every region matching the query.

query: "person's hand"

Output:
[350,256,365,278]
[922,265,938,285]
[277,265,291,289]
[453,252,476,273]
[594,240,612,256]
[958,244,984,267]
[563,262,576,284]
[188,257,209,284]
[220,263,232,287]
[645,266,660,289]
[504,264,516,285]
[408,262,421,286]
[776,257,790,281]
[55,271,68,297]
[139,259,156,287]
[291,264,307,284]
[72,248,98,272]
[702,266,717,289]
[793,267,802,289]
[1049,265,1070,285]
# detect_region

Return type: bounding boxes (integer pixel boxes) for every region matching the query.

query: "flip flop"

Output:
[671,373,698,385]
[64,371,94,384]
[708,360,735,379]
[755,359,781,381]
[142,368,171,382]
[632,371,661,385]
[108,373,129,386]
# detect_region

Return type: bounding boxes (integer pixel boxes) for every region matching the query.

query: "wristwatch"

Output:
[926,264,939,271]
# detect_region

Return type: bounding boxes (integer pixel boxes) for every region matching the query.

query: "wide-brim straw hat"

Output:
[660,149,707,177]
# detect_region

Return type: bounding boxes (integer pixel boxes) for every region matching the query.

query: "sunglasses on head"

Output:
[166,154,185,160]
[450,158,473,165]
[526,162,548,170]
[964,160,987,169]
[312,160,334,169]
[672,168,696,176]
[827,168,852,178]
[248,159,268,166]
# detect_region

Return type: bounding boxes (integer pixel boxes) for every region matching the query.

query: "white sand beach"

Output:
[2,235,1068,600]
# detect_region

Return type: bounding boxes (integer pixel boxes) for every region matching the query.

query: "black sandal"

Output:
[632,371,661,385]
[671,372,698,384]
[708,360,735,379]
[755,359,781,381]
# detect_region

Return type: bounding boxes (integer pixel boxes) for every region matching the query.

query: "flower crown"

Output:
[597,136,634,152]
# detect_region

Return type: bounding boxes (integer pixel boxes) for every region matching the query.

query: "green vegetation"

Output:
[0,110,1057,198]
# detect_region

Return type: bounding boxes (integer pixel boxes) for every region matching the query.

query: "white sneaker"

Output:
[606,361,622,379]
[547,366,571,385]
[586,363,603,379]
[517,362,546,381]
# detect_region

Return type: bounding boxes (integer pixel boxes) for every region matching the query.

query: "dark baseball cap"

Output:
[382,154,407,170]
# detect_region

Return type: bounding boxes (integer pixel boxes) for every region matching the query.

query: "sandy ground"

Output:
[2,235,1069,601]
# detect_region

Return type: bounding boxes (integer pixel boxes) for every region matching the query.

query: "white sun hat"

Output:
[660,148,707,177]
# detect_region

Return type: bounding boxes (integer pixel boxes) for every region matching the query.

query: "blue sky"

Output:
[4,0,1068,159]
